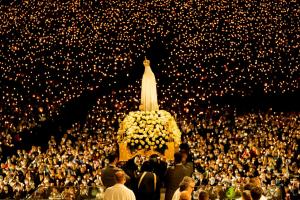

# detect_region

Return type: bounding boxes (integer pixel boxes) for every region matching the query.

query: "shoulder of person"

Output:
[124,185,135,193]
[129,189,136,199]
[167,166,176,171]
[260,195,267,200]
[113,166,122,171]
[101,167,108,174]
[183,162,194,169]
[104,186,113,193]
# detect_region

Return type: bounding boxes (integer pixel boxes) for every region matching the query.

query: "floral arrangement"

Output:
[118,110,181,154]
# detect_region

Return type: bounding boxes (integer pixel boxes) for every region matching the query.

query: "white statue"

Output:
[140,57,159,111]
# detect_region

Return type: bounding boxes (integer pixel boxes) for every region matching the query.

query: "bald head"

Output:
[115,170,126,184]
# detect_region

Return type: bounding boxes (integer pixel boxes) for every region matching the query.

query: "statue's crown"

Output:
[143,57,150,66]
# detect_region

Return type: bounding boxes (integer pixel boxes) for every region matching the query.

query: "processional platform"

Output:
[117,110,181,161]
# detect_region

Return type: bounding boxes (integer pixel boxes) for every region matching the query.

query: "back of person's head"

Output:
[180,143,190,152]
[250,186,263,200]
[114,170,126,184]
[243,183,254,191]
[174,152,182,164]
[179,191,191,200]
[179,176,195,192]
[149,154,158,165]
[107,152,118,164]
[150,154,159,159]
[141,161,153,172]
[242,190,252,200]
[249,177,261,187]
[198,191,209,200]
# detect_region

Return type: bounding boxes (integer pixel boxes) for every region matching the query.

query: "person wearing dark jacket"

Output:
[165,152,191,200]
[136,161,160,200]
[149,154,167,183]
[101,152,130,188]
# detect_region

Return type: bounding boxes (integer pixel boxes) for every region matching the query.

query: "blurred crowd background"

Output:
[0,0,299,199]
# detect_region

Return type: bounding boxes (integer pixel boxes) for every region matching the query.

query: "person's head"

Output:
[243,183,254,191]
[180,191,191,200]
[150,154,159,159]
[249,177,261,187]
[198,191,209,200]
[115,170,126,184]
[141,161,153,172]
[180,143,190,152]
[250,186,263,200]
[179,176,195,194]
[181,151,188,164]
[242,190,252,200]
[149,154,158,165]
[174,152,183,164]
[107,152,118,164]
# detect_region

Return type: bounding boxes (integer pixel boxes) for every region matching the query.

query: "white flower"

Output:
[120,110,181,151]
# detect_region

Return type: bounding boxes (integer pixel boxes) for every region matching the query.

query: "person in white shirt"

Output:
[104,170,136,200]
[172,176,195,200]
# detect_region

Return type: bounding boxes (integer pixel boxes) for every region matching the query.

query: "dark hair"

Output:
[141,161,153,172]
[180,143,190,152]
[150,154,159,159]
[242,190,252,200]
[174,152,182,164]
[243,183,254,190]
[250,186,263,200]
[198,191,209,200]
[107,152,118,163]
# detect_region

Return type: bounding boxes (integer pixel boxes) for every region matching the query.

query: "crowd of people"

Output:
[0,110,298,199]
[1,0,299,148]
[0,0,299,199]
[0,122,116,199]
[188,111,299,199]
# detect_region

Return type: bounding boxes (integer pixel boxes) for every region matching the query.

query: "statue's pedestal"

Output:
[119,142,176,161]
